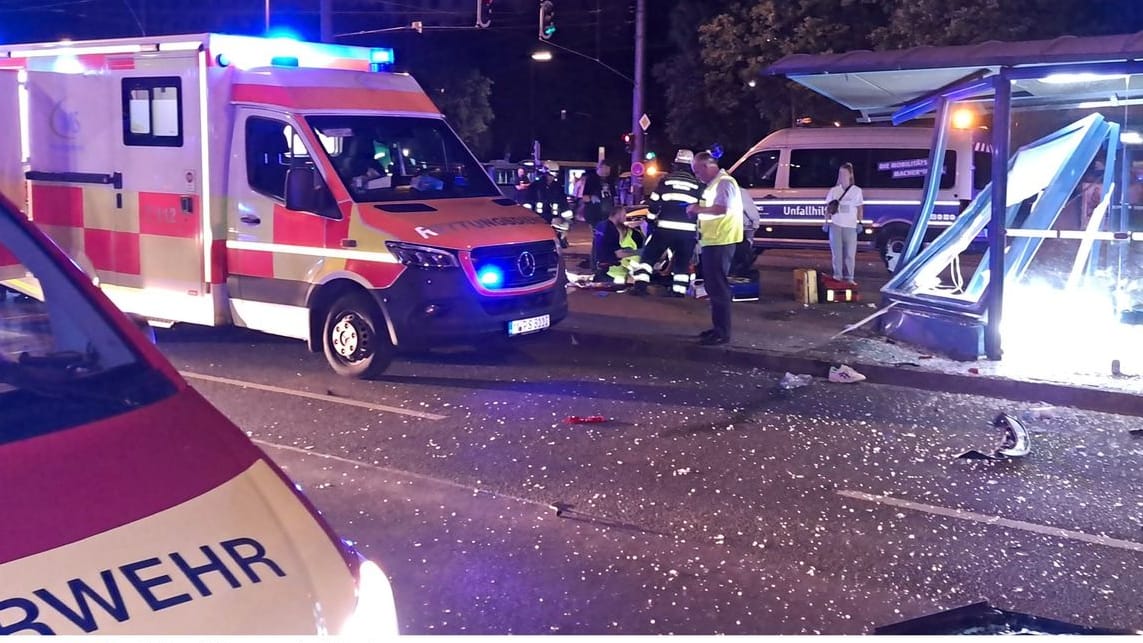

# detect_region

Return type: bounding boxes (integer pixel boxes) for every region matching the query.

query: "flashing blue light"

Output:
[477,266,504,288]
[370,48,395,65]
[709,143,724,160]
[266,28,301,42]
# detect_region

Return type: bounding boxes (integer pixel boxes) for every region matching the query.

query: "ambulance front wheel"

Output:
[322,293,394,379]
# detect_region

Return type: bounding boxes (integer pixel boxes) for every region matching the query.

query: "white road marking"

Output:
[180,371,447,421]
[254,439,547,509]
[838,490,1143,554]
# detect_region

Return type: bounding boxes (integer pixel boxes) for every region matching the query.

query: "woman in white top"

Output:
[823,162,864,283]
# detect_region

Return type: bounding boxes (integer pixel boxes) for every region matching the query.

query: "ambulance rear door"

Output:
[0,70,23,210]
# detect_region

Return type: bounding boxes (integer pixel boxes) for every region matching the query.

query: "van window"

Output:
[0,212,174,444]
[307,115,499,203]
[732,150,780,189]
[246,117,293,200]
[789,148,956,190]
[789,148,863,188]
[121,77,183,147]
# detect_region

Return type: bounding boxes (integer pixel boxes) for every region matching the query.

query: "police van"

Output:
[728,125,991,271]
[0,192,397,635]
[0,34,566,379]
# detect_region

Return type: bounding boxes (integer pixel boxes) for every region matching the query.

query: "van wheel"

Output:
[322,293,393,379]
[878,225,911,273]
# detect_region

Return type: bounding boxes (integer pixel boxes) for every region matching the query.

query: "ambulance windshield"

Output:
[307,115,499,203]
[0,207,174,444]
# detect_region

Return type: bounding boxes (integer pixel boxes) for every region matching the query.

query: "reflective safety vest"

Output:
[607,229,640,284]
[698,170,744,247]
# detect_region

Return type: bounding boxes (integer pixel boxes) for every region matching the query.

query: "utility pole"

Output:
[320,0,333,42]
[630,0,646,202]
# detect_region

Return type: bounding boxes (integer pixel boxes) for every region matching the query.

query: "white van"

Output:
[728,126,992,270]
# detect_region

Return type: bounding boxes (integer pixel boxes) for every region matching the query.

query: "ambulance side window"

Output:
[121,77,183,147]
[246,117,292,201]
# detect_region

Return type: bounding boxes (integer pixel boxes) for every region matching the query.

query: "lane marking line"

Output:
[838,490,1143,554]
[181,371,447,420]
[254,439,545,507]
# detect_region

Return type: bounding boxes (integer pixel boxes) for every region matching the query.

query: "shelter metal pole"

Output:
[899,97,950,272]
[985,70,1011,360]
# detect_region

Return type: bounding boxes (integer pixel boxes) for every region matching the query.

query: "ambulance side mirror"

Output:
[285,167,318,212]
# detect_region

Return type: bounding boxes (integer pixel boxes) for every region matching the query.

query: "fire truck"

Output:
[0,34,567,378]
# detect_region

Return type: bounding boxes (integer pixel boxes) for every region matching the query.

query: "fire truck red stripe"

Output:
[31,185,84,228]
[210,239,228,284]
[273,204,327,246]
[226,248,274,278]
[85,229,141,275]
[232,84,439,114]
[139,192,200,239]
[0,389,262,565]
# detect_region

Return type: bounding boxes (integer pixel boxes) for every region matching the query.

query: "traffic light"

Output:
[623,132,633,153]
[539,1,555,40]
[476,0,492,28]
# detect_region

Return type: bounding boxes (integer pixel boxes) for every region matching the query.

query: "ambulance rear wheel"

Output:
[323,293,393,379]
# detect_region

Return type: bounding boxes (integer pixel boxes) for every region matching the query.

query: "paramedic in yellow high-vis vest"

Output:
[687,151,743,346]
[592,205,645,285]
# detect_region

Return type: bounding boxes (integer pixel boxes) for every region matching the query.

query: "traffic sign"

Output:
[638,113,651,132]
[631,161,645,178]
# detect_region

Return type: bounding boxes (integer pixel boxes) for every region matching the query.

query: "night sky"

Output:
[0,0,676,163]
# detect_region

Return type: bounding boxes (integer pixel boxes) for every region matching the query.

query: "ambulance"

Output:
[0,34,567,378]
[0,192,397,634]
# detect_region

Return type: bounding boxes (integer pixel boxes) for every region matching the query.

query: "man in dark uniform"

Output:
[524,162,572,249]
[628,149,703,296]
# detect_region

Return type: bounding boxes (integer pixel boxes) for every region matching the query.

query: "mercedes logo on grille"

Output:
[516,251,537,278]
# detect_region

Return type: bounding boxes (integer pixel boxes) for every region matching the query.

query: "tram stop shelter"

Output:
[767,32,1143,373]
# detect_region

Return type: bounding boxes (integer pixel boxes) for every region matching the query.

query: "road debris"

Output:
[828,364,867,384]
[566,415,607,424]
[778,372,813,390]
[1018,405,1057,422]
[957,413,1031,461]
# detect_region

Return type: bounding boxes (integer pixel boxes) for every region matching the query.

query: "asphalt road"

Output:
[156,313,1143,635]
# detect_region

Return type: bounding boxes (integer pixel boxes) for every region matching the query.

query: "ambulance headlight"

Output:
[339,559,399,636]
[386,242,459,269]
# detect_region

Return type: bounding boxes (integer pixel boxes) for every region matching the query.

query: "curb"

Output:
[549,327,1143,418]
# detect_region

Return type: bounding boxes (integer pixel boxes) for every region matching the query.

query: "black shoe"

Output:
[700,334,730,346]
[698,328,718,339]
[628,283,649,296]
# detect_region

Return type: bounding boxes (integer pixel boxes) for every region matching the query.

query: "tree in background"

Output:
[659,0,1143,159]
[420,68,496,158]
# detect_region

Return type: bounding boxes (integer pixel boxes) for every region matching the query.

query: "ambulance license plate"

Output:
[508,314,550,336]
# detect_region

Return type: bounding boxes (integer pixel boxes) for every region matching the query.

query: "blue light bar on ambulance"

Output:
[370,48,394,65]
[206,34,388,71]
[370,47,395,72]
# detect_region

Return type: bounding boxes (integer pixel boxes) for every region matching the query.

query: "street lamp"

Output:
[529,51,553,147]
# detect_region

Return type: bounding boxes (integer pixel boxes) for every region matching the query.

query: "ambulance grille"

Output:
[470,240,560,289]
